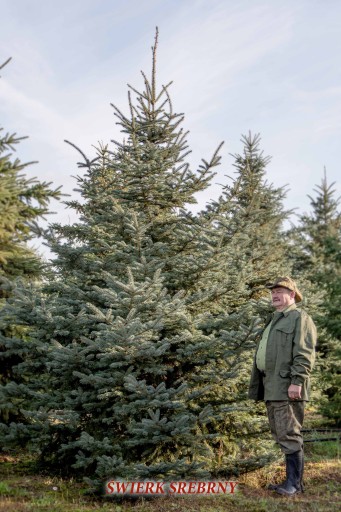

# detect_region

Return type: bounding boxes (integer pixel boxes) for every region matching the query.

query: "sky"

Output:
[1,0,340,258]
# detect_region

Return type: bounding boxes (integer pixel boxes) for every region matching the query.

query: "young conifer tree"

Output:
[206,133,292,305]
[289,170,341,424]
[0,59,62,286]
[0,58,62,424]
[190,133,295,471]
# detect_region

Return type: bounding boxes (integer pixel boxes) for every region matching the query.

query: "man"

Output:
[249,276,317,496]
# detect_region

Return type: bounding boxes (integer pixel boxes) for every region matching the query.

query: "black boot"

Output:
[268,455,288,490]
[276,450,304,496]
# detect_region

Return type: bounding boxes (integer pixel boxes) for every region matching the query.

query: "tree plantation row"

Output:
[0,38,340,489]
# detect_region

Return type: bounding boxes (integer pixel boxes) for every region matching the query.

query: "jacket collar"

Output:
[271,302,296,321]
[282,303,297,316]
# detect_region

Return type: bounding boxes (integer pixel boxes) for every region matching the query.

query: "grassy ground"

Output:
[0,439,340,512]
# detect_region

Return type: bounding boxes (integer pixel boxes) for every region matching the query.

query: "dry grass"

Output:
[0,445,340,512]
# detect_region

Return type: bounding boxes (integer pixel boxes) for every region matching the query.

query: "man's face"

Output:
[271,287,295,311]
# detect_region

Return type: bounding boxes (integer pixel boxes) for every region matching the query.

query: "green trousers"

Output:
[265,400,305,454]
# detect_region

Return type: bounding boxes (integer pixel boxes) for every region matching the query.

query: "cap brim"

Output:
[295,291,303,303]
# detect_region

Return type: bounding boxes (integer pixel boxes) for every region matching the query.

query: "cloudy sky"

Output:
[1,0,340,258]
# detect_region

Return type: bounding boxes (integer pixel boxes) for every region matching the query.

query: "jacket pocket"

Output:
[276,326,295,346]
[279,369,291,378]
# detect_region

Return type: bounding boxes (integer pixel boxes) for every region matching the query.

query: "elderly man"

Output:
[249,276,317,496]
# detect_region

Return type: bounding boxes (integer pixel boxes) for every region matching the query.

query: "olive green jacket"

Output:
[248,305,317,401]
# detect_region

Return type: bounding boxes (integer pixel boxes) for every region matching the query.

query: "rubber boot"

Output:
[268,455,288,490]
[276,450,304,496]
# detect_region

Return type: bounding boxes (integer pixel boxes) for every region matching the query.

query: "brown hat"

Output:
[266,276,303,303]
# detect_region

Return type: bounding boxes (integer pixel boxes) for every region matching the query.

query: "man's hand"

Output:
[288,384,302,400]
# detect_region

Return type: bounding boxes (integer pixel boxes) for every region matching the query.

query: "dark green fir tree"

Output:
[289,170,341,424]
[190,133,296,472]
[0,58,62,424]
[0,59,61,286]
